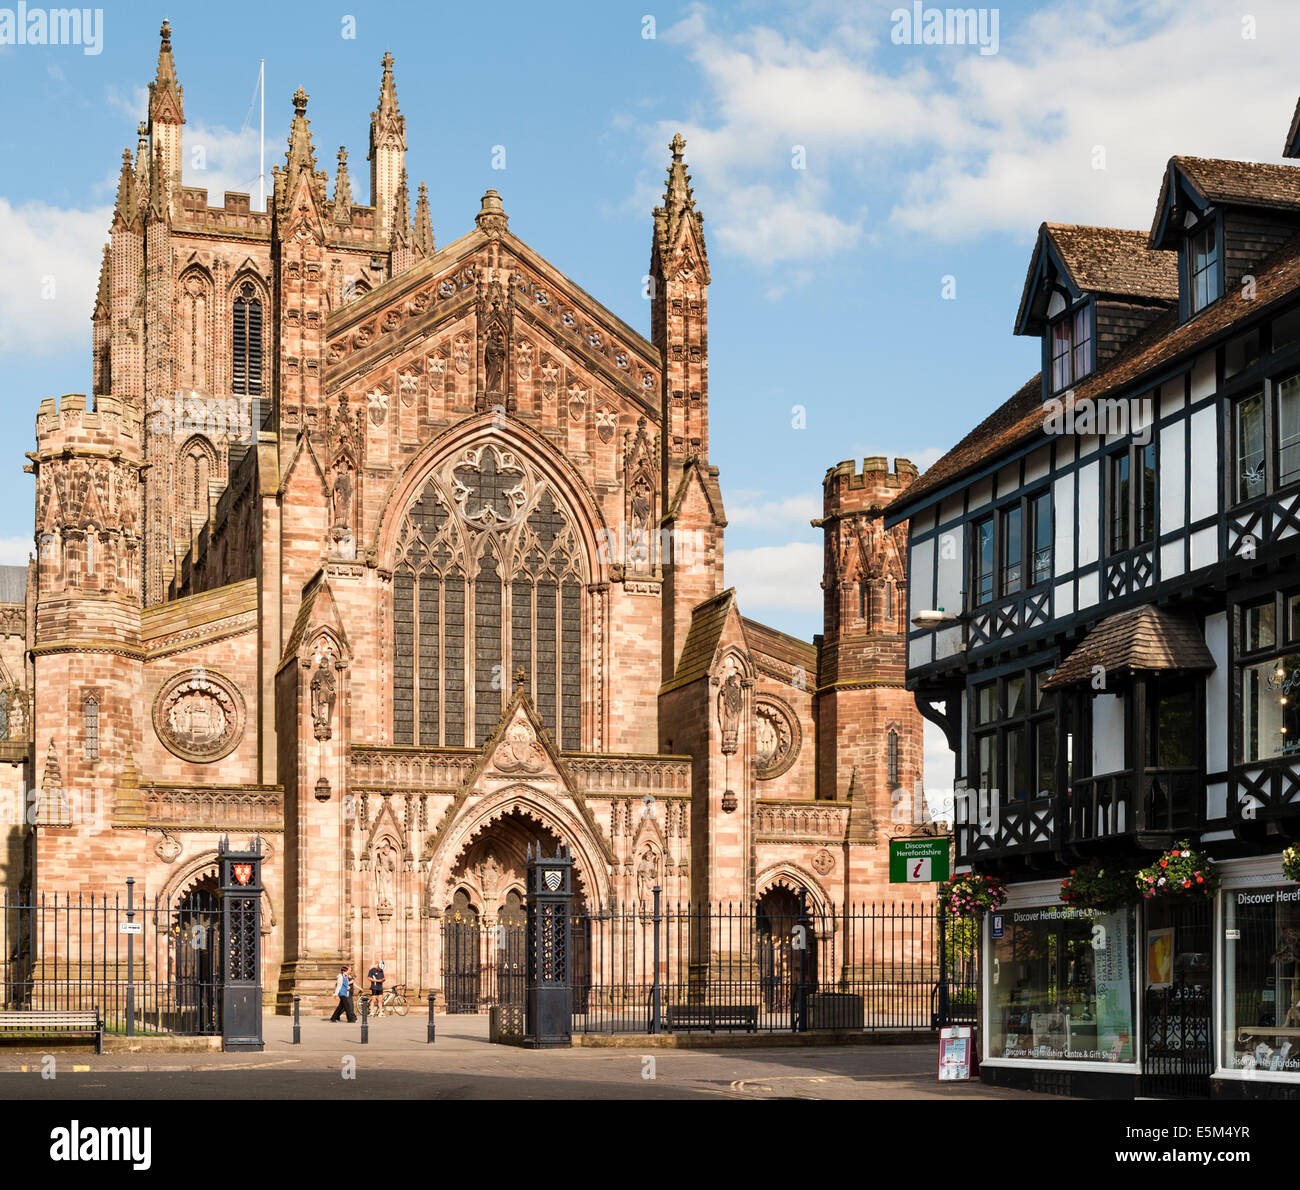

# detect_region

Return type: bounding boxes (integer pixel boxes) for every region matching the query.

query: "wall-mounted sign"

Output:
[119,922,143,935]
[889,838,950,883]
[991,913,1005,938]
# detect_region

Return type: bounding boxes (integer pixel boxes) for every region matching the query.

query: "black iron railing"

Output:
[562,894,976,1035]
[0,886,222,1036]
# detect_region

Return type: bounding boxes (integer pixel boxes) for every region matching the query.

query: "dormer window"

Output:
[1188,219,1220,313]
[1049,304,1092,393]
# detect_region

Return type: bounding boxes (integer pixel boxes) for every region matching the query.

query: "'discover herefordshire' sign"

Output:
[888,838,950,884]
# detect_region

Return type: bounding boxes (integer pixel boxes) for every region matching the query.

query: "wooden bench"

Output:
[666,1004,758,1033]
[0,1009,103,1053]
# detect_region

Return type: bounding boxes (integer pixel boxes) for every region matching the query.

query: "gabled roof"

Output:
[1287,97,1300,160]
[1016,223,1176,336]
[891,229,1300,514]
[1151,156,1300,247]
[1041,605,1215,690]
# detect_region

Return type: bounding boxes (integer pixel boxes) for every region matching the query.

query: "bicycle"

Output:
[370,983,409,1017]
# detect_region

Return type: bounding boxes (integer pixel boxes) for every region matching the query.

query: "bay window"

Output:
[1239,591,1300,764]
[972,665,1057,803]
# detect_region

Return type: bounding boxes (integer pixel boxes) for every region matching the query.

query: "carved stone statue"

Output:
[331,472,352,532]
[484,325,506,393]
[375,839,398,906]
[311,661,337,740]
[636,844,659,901]
[718,671,743,754]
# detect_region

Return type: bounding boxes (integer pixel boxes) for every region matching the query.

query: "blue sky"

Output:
[3,0,1300,787]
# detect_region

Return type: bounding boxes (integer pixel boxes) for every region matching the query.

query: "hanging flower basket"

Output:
[1135,841,1218,900]
[1282,846,1300,883]
[1060,859,1139,912]
[939,872,1006,917]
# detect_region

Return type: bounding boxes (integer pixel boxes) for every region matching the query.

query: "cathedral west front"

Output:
[12,22,927,1006]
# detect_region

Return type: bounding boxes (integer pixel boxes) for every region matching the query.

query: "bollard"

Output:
[360,994,369,1044]
[292,995,301,1045]
[427,993,436,1044]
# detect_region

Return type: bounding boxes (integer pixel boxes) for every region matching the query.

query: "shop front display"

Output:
[988,903,1137,1066]
[1223,883,1300,1079]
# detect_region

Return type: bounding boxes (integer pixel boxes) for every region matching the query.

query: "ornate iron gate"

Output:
[440,919,528,1012]
[1141,899,1212,1098]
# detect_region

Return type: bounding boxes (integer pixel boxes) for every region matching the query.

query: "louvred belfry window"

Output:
[232,282,263,396]
[392,446,586,749]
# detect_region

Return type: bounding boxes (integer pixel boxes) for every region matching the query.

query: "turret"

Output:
[813,457,922,832]
[368,52,407,243]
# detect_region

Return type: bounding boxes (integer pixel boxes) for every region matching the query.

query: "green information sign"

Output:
[888,838,950,884]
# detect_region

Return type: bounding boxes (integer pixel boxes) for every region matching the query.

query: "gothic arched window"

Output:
[84,696,99,761]
[181,441,212,517]
[887,728,899,790]
[392,445,586,749]
[179,270,212,390]
[232,281,263,396]
[885,581,894,624]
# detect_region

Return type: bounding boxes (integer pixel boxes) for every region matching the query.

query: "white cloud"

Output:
[182,121,265,208]
[641,0,1300,255]
[0,538,32,566]
[727,540,823,612]
[726,491,821,530]
[0,199,110,357]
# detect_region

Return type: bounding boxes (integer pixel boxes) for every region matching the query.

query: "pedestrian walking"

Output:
[367,958,386,1017]
[330,964,357,1022]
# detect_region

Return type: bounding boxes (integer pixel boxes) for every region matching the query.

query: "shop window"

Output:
[970,665,1056,803]
[1223,885,1300,1074]
[989,905,1136,1063]
[1239,591,1300,763]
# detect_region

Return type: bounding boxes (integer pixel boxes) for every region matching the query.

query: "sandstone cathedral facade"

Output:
[11,23,925,1004]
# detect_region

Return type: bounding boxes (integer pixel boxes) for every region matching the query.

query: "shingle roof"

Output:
[1041,605,1216,690]
[892,229,1300,511]
[1045,224,1179,302]
[1175,156,1300,211]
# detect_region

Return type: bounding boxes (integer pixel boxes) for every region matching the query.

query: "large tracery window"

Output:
[392,445,586,749]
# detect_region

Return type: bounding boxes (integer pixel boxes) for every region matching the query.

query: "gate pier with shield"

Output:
[0,837,263,1049]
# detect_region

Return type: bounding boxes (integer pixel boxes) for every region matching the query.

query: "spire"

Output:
[147,18,184,127]
[653,132,706,269]
[93,244,111,320]
[390,170,412,249]
[333,146,354,222]
[413,181,434,255]
[370,51,406,151]
[113,148,139,229]
[284,87,319,190]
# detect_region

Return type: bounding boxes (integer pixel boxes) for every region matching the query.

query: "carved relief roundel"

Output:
[754,696,801,780]
[153,668,247,763]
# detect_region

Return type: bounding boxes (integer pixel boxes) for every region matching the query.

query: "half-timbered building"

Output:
[888,101,1300,1098]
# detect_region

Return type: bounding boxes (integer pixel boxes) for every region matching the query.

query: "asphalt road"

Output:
[0,1014,1054,1100]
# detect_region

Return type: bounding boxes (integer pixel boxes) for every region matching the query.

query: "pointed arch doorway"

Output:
[438,808,590,1012]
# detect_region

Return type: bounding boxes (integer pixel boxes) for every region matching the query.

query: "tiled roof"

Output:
[662,589,735,693]
[1041,605,1216,689]
[1175,156,1300,212]
[892,229,1300,510]
[1046,224,1179,302]
[741,616,818,674]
